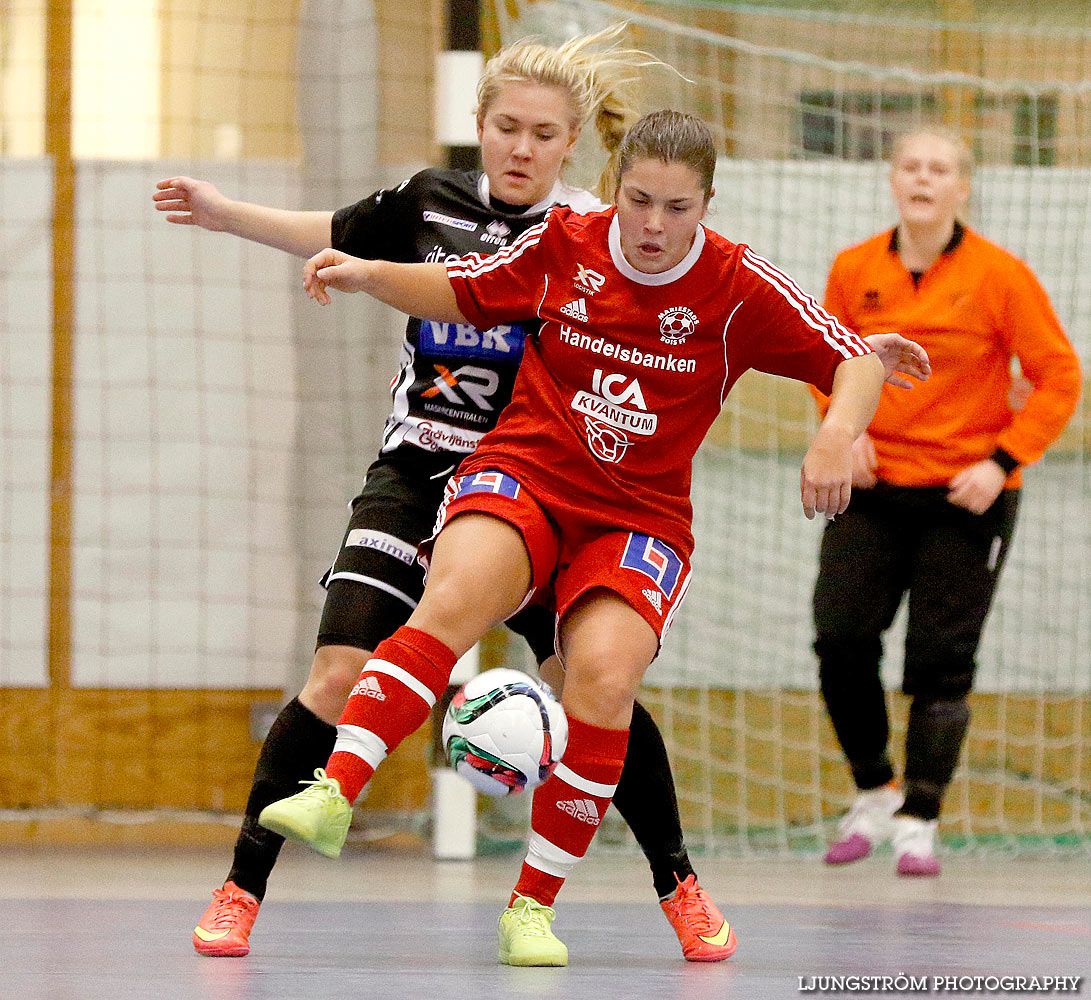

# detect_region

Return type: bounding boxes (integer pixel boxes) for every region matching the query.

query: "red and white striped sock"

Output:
[325,626,456,803]
[510,713,629,907]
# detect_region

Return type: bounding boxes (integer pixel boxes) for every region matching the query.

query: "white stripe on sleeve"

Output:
[741,249,869,359]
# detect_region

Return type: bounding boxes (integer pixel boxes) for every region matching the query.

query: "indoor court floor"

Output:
[2,843,1088,999]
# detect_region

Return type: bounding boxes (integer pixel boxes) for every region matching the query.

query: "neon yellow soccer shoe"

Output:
[497,894,569,967]
[257,768,352,859]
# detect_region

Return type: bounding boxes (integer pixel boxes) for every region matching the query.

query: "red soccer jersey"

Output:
[446,206,870,557]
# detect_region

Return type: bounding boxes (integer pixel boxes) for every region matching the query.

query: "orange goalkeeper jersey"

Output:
[814,225,1081,488]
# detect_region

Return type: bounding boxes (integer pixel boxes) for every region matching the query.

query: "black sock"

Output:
[612,700,696,899]
[226,697,337,900]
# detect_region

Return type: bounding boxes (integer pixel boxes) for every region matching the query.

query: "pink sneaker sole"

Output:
[897,853,940,877]
[824,833,872,865]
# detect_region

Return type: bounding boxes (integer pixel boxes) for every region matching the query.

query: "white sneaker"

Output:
[893,815,940,876]
[824,784,904,865]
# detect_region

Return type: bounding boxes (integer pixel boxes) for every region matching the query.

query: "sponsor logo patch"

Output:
[421,363,500,411]
[557,798,601,825]
[559,297,589,323]
[345,529,417,566]
[571,369,657,464]
[575,264,606,295]
[420,321,526,362]
[453,471,521,500]
[481,220,511,246]
[350,675,386,701]
[642,588,663,614]
[621,534,683,600]
[423,210,478,232]
[557,325,696,373]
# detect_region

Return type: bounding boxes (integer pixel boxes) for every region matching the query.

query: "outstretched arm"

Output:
[303,248,467,324]
[153,176,333,258]
[800,353,885,520]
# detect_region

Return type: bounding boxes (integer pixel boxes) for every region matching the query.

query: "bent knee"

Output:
[302,645,374,722]
[560,664,639,729]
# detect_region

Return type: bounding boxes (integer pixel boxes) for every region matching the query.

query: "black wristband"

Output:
[990,447,1019,474]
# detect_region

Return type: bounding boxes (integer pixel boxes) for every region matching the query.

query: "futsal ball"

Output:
[442,668,568,797]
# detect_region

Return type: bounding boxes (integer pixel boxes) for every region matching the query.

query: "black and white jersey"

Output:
[333,168,604,461]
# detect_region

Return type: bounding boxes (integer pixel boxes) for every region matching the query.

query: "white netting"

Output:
[493,0,1090,854]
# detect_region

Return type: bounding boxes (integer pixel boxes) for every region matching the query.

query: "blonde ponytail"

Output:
[477,23,669,197]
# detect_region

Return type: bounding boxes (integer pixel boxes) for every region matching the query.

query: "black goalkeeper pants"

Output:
[812,483,1019,807]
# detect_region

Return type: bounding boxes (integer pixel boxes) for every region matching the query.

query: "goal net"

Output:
[491,0,1091,855]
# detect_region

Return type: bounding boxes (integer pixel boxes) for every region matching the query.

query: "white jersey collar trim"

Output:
[607,213,706,286]
[477,173,563,216]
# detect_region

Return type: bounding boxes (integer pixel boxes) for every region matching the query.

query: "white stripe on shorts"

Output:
[524,831,581,879]
[367,658,439,708]
[553,762,617,798]
[333,724,389,770]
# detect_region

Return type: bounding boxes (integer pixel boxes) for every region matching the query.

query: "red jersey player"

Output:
[258,110,929,967]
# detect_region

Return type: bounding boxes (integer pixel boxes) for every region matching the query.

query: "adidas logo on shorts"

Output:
[560,297,589,323]
[642,588,663,614]
[351,675,386,701]
[557,798,601,825]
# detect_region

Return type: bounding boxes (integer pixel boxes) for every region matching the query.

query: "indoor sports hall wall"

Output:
[0,0,443,831]
[1,0,1088,851]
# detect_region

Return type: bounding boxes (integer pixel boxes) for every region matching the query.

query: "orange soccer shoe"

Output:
[660,874,737,962]
[192,881,260,957]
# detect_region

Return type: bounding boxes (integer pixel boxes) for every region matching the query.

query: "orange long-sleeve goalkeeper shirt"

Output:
[814,225,1082,488]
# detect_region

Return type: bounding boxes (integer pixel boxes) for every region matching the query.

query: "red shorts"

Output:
[423,469,691,651]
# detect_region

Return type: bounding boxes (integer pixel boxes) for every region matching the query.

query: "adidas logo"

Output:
[351,675,386,701]
[642,588,663,614]
[557,798,601,825]
[559,297,588,323]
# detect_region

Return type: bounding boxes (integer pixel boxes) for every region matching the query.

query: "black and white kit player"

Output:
[318,168,604,656]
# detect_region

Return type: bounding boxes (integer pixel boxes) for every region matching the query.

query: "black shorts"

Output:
[316,451,556,663]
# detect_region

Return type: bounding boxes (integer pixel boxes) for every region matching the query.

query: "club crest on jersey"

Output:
[658,306,698,345]
[481,220,511,246]
[574,264,606,296]
[422,210,478,232]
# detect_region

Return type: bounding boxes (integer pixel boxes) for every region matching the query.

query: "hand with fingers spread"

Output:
[863,332,931,389]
